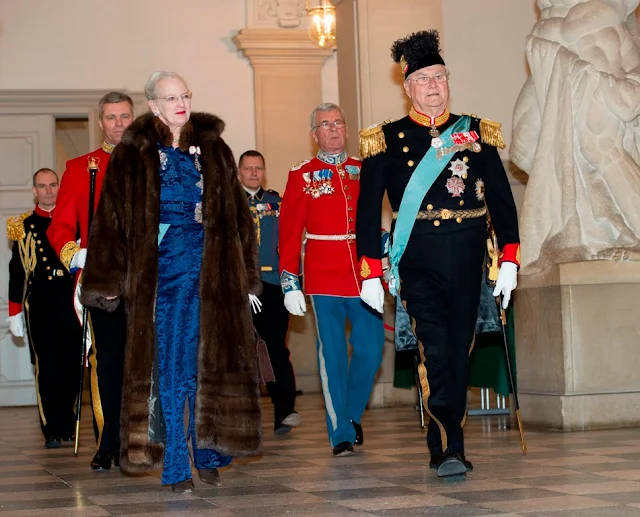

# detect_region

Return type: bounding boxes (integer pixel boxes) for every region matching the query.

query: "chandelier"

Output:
[306,0,337,49]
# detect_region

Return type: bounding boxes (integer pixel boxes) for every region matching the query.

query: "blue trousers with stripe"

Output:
[310,295,385,447]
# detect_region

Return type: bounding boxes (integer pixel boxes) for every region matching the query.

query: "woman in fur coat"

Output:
[81,71,263,492]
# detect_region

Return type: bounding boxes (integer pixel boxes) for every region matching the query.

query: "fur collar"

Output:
[122,112,225,152]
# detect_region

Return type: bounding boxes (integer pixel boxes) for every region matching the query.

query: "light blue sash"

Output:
[388,115,471,296]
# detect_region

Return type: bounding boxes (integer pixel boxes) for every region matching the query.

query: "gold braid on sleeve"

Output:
[60,241,81,272]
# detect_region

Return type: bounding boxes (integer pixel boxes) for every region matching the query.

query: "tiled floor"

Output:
[2,394,640,516]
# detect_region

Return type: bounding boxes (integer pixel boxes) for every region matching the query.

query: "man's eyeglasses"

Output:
[154,92,193,104]
[406,74,449,85]
[314,120,346,131]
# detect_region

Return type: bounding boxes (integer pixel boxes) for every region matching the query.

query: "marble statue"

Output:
[511,0,640,274]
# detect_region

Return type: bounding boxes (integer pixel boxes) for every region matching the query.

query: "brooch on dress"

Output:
[189,145,202,172]
[194,173,204,224]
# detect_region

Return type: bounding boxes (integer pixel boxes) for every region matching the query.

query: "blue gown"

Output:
[156,144,232,485]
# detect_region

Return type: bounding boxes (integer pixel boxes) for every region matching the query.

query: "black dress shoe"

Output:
[274,424,292,436]
[45,437,61,449]
[90,451,114,470]
[198,468,222,486]
[429,450,473,471]
[171,478,195,493]
[436,451,467,478]
[332,441,355,457]
[352,421,363,446]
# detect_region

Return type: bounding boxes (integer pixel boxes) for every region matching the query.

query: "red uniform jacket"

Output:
[47,145,111,270]
[279,152,362,297]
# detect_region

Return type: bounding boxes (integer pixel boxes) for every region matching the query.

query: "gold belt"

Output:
[392,206,487,224]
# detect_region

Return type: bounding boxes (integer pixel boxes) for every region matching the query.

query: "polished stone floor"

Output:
[2,394,640,516]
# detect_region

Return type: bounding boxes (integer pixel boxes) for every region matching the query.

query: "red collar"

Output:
[35,204,55,218]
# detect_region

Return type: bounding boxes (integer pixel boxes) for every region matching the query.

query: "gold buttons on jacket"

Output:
[46,266,51,270]
[398,132,405,138]
[348,206,353,212]
[42,257,47,262]
[39,248,44,252]
[403,146,409,153]
[433,220,441,227]
[30,224,35,229]
[348,218,354,223]
[348,229,354,234]
[456,217,462,223]
[408,160,414,167]
[48,276,52,280]
[459,200,465,206]
[463,156,469,163]
[427,204,433,211]
[343,185,349,191]
[462,174,468,180]
[347,195,352,201]
[37,240,41,244]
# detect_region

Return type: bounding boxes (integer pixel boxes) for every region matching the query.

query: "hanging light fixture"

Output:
[306,0,337,49]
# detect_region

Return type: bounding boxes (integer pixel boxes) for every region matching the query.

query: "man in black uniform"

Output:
[6,168,82,448]
[356,30,520,479]
[238,150,300,435]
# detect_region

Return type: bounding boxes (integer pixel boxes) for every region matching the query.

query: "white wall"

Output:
[0,1,339,161]
[443,0,539,210]
[0,1,256,158]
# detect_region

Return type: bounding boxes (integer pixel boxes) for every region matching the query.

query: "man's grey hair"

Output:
[310,102,346,130]
[145,71,188,100]
[98,92,134,120]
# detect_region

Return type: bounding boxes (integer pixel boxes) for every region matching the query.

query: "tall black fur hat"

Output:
[391,30,445,78]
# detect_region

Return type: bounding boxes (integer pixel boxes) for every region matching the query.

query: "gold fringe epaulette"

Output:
[6,211,31,241]
[480,117,505,149]
[464,113,506,149]
[359,121,389,159]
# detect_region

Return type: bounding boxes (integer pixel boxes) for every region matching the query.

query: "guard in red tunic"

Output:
[47,92,134,470]
[279,103,384,457]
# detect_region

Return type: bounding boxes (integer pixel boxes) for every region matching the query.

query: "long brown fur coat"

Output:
[81,112,262,472]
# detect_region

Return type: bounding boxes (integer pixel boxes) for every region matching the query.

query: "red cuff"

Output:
[499,243,521,268]
[359,256,383,280]
[9,301,22,316]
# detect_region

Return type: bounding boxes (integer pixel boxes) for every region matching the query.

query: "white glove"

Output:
[493,262,518,309]
[71,248,87,270]
[249,294,262,314]
[360,278,384,314]
[6,313,25,338]
[284,290,307,316]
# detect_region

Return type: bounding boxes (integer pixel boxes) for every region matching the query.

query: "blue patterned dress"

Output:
[156,144,232,485]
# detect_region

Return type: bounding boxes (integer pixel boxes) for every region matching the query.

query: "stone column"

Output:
[235,2,334,394]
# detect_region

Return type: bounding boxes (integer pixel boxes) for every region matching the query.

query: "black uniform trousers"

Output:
[252,280,297,427]
[25,290,82,440]
[399,224,486,456]
[88,303,126,453]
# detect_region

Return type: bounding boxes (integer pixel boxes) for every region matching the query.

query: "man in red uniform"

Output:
[279,103,384,457]
[48,91,134,470]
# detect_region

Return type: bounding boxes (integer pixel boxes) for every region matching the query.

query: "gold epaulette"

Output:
[465,113,505,149]
[5,211,31,241]
[359,121,391,159]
